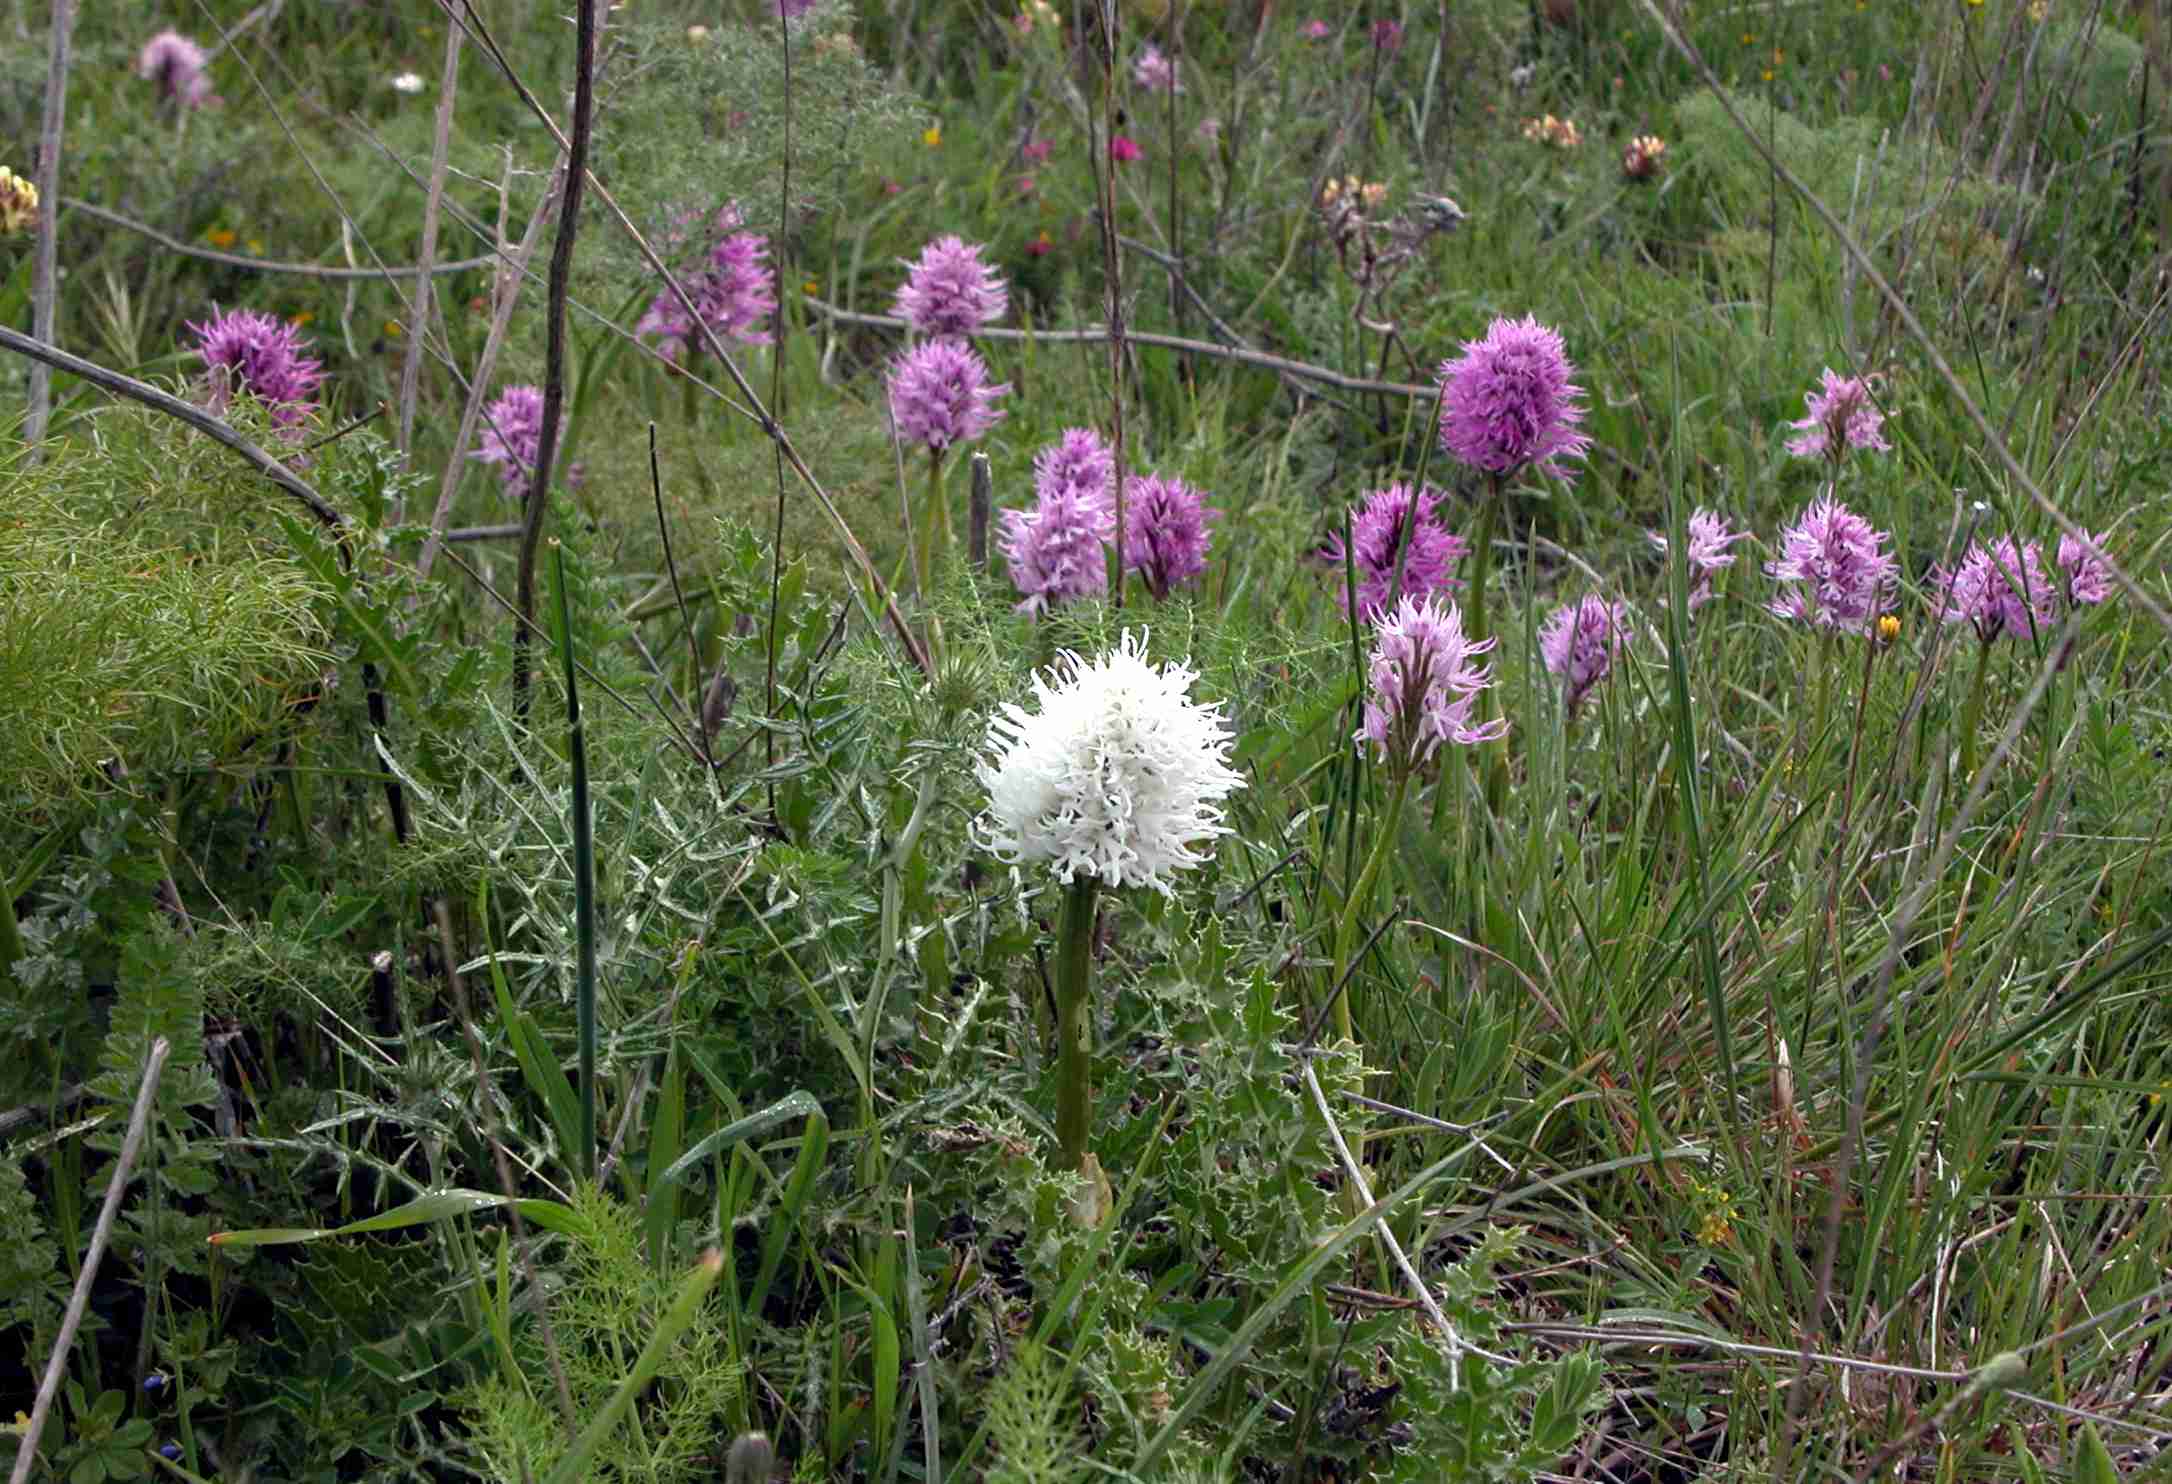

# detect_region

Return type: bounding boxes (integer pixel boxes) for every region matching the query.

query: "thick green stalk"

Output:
[1053,877,1101,1167]
[1329,771,1411,1048]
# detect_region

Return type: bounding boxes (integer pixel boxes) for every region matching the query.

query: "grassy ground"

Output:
[4,0,2172,1480]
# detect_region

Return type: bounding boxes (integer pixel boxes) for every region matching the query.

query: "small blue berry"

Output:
[143,1372,168,1395]
[159,1442,182,1461]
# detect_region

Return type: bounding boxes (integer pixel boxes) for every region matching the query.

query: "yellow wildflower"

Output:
[0,166,37,235]
[923,124,942,148]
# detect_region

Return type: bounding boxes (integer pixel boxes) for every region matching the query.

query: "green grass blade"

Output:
[538,1248,726,1484]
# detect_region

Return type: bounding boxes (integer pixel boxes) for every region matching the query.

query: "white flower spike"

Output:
[977,632,1244,895]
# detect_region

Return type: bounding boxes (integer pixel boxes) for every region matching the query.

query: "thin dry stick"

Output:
[416,159,559,583]
[0,327,343,529]
[510,0,600,718]
[1300,1061,1480,1390]
[26,0,75,444]
[10,1038,171,1484]
[765,2,798,782]
[1093,0,1130,607]
[444,0,929,677]
[200,0,283,62]
[61,198,499,280]
[396,18,466,474]
[802,296,1432,399]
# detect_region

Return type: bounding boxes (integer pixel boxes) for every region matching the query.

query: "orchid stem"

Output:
[914,446,947,599]
[1330,771,1410,1049]
[1054,877,1100,1167]
[1465,485,1506,809]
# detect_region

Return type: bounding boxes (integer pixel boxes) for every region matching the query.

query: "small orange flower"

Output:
[204,226,238,249]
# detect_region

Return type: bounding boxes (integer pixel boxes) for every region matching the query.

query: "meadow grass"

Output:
[2,0,2170,1480]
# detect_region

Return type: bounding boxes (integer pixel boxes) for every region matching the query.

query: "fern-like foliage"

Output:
[984,1343,1088,1484]
[460,1188,742,1483]
[0,407,332,811]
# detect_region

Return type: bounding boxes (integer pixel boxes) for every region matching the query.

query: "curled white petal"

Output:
[975,632,1244,895]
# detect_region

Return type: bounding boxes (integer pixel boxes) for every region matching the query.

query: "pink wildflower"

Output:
[1133,44,1181,93]
[1765,496,1898,634]
[1358,595,1506,776]
[473,384,545,498]
[1540,595,1634,717]
[189,307,323,427]
[1436,314,1594,482]
[999,429,1116,616]
[636,207,777,362]
[137,30,211,108]
[893,235,1008,339]
[1121,474,1218,600]
[887,339,1008,452]
[2057,531,2113,608]
[1319,483,1468,621]
[1648,508,1749,611]
[1785,368,1890,462]
[1935,535,2056,644]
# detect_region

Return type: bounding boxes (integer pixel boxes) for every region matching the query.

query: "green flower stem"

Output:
[1464,484,1499,652]
[913,447,950,599]
[1329,770,1411,1048]
[1054,876,1101,1167]
[1464,486,1507,809]
[1809,632,1835,768]
[1957,637,1992,788]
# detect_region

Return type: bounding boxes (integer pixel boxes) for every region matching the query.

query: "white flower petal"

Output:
[975,632,1243,895]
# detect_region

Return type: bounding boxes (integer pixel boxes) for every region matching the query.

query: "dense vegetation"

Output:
[4,1,2170,1480]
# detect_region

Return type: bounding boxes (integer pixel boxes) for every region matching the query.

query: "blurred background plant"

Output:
[2,0,2170,1479]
